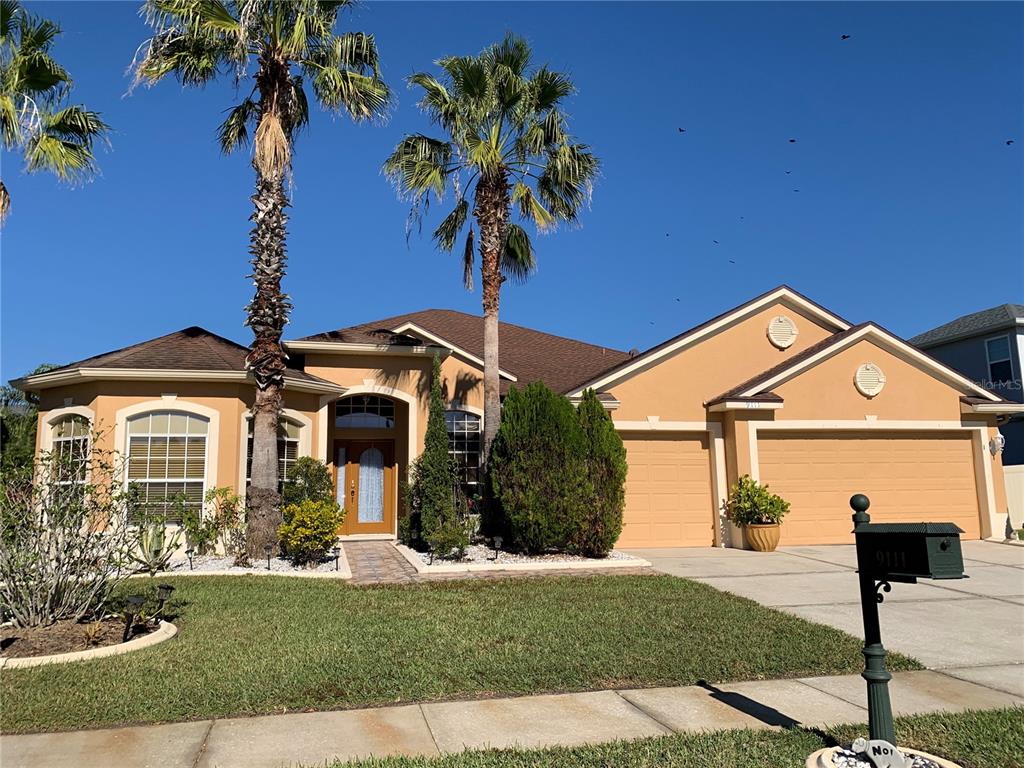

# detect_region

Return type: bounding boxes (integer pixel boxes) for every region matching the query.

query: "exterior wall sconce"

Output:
[989,433,1006,457]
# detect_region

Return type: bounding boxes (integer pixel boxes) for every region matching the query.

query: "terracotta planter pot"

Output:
[745,523,781,552]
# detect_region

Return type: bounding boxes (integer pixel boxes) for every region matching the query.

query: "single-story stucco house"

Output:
[14,286,1022,548]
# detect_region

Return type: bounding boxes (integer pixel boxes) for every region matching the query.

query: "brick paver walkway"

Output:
[344,540,652,585]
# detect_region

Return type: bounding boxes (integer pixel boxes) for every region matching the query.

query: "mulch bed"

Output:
[0,618,154,659]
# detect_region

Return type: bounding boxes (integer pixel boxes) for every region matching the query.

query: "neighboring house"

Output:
[13,287,1022,548]
[911,303,1024,531]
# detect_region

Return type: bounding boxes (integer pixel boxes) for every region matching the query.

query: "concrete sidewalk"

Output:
[2,667,1021,768]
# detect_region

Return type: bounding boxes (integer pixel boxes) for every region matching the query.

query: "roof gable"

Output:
[298,309,630,394]
[568,286,851,396]
[712,323,1003,404]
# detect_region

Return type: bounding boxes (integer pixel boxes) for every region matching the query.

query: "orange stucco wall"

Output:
[608,300,839,421]
[35,381,321,496]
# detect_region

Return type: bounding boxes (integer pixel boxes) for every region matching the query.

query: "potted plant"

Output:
[726,475,790,552]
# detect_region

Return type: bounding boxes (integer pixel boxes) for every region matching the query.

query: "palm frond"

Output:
[0,179,10,224]
[462,226,475,290]
[500,223,535,283]
[217,96,258,154]
[530,66,574,111]
[383,134,454,199]
[432,197,468,252]
[511,181,553,231]
[23,105,107,180]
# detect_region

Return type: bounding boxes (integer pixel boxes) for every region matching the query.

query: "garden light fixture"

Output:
[155,583,175,617]
[123,594,146,642]
[185,547,194,570]
[264,543,273,571]
[492,535,503,561]
[332,546,341,571]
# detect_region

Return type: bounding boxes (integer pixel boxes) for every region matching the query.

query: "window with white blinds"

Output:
[51,415,90,485]
[127,412,208,523]
[246,418,300,490]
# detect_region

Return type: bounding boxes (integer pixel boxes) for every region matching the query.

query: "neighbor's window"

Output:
[986,336,1012,385]
[246,418,300,490]
[445,410,481,495]
[336,395,395,429]
[51,414,90,484]
[126,411,208,523]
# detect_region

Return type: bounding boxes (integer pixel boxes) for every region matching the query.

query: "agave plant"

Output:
[133,0,389,556]
[384,34,598,459]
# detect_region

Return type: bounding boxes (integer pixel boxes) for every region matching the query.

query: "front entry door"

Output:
[335,440,395,535]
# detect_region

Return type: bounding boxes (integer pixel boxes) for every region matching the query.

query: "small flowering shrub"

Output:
[277,500,343,565]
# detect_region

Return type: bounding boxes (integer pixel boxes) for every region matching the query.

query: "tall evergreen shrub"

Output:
[574,389,627,556]
[404,355,468,557]
[488,382,591,553]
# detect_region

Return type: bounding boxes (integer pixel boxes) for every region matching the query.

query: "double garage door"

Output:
[758,431,981,545]
[618,430,982,548]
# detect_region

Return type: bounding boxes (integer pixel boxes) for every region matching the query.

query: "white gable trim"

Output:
[738,325,1002,402]
[390,322,518,381]
[568,287,850,396]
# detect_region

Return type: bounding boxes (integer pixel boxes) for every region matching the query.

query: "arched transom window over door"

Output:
[336,395,395,429]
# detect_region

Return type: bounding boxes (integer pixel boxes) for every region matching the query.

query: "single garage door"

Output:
[619,432,715,547]
[758,431,981,546]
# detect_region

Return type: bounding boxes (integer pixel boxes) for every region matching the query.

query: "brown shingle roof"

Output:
[36,327,335,388]
[299,309,631,394]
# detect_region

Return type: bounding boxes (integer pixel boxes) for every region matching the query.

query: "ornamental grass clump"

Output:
[726,475,791,526]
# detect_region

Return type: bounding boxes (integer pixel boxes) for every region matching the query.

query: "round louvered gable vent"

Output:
[854,363,887,397]
[767,315,799,349]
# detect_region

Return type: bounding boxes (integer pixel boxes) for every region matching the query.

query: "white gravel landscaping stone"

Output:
[414,543,640,566]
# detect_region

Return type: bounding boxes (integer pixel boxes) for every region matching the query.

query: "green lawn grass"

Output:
[336,708,1024,768]
[1,574,920,734]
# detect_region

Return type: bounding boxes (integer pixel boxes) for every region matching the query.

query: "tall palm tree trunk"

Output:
[244,56,294,558]
[474,174,509,464]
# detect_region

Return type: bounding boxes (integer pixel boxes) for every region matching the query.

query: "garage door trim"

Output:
[748,419,998,539]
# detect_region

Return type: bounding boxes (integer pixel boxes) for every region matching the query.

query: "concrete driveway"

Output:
[631,541,1024,695]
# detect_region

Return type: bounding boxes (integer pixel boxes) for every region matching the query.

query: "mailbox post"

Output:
[850,493,967,748]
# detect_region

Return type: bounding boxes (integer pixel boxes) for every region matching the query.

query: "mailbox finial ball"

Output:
[850,494,871,513]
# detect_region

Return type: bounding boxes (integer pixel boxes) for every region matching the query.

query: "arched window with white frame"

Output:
[126,411,208,523]
[336,395,395,429]
[50,414,90,485]
[445,410,481,496]
[246,417,301,489]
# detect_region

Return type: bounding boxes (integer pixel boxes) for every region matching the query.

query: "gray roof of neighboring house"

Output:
[910,304,1024,349]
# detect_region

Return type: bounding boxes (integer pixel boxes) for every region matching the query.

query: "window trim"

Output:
[238,408,312,491]
[985,334,1013,384]
[124,410,210,524]
[39,405,95,454]
[115,399,220,525]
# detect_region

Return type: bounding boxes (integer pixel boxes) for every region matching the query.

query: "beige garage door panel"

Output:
[758,431,980,546]
[620,433,714,548]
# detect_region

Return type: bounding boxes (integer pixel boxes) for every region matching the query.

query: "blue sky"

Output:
[2,1,1022,380]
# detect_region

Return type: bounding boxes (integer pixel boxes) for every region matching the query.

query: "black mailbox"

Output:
[854,522,966,582]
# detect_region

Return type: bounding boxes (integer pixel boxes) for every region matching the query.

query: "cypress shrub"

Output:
[404,355,469,558]
[488,382,591,553]
[573,389,627,556]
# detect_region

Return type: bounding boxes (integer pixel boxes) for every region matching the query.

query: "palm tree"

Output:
[384,34,598,461]
[134,0,389,556]
[0,0,109,224]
